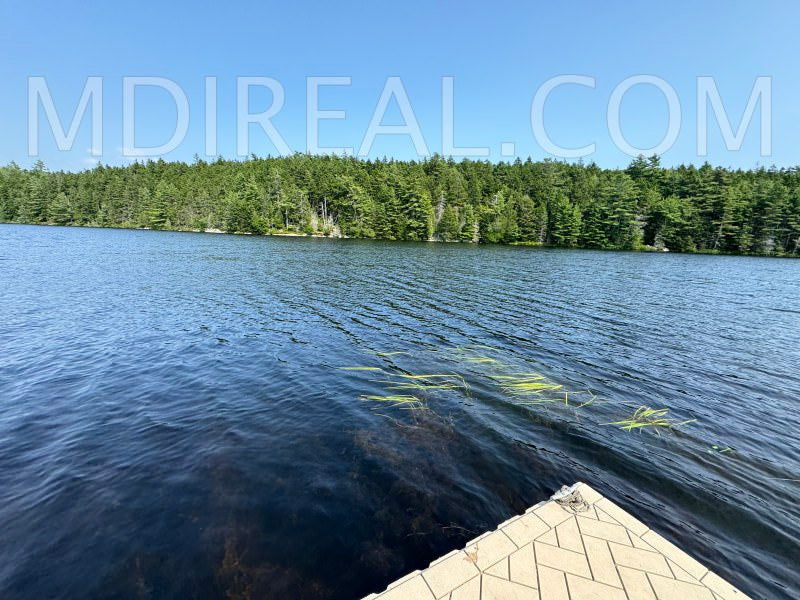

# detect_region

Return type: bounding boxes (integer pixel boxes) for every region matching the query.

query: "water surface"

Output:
[0,224,798,598]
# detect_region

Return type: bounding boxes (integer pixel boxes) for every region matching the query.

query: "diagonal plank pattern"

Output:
[363,483,750,600]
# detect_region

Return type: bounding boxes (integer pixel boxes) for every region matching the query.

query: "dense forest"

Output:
[1,154,799,256]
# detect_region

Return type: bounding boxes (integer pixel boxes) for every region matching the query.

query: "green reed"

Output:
[360,394,427,410]
[603,406,696,434]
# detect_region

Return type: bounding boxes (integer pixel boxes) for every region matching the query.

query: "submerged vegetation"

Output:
[604,406,696,434]
[341,365,467,412]
[3,154,800,256]
[360,395,427,411]
[494,373,564,396]
[342,345,695,439]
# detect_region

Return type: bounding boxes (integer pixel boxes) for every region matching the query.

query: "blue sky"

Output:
[2,0,799,171]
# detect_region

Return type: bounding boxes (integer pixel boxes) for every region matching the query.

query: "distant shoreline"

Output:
[5,221,799,259]
[4,156,799,259]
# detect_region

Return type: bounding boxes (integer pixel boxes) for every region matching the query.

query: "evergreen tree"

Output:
[48,192,73,225]
[398,174,434,241]
[21,163,48,223]
[1,154,798,257]
[549,192,581,247]
[437,204,461,241]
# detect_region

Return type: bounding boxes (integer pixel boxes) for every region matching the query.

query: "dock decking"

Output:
[363,482,750,600]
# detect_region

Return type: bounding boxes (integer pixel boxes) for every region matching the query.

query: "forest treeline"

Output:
[1,154,799,255]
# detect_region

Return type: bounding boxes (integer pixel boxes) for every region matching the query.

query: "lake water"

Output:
[0,224,798,599]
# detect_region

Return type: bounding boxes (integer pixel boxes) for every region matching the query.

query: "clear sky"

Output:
[2,0,799,171]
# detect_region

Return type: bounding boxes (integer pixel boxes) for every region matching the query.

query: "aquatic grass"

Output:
[360,394,427,410]
[603,406,696,434]
[493,372,563,397]
[438,345,506,367]
[375,372,471,395]
[454,345,507,367]
[504,381,563,393]
[342,351,598,421]
[563,390,597,408]
[514,391,595,408]
[389,373,469,390]
[462,355,502,364]
[343,354,472,415]
[342,352,699,447]
[379,381,460,391]
[393,373,464,380]
[492,373,546,381]
[486,369,598,413]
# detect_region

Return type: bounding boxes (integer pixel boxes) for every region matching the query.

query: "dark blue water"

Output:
[0,224,798,599]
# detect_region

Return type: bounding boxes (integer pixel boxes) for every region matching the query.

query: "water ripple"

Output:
[0,225,798,599]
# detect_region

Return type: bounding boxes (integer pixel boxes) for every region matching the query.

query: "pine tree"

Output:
[1,154,798,258]
[49,192,72,225]
[437,204,461,241]
[21,168,48,223]
[399,173,434,241]
[600,173,640,249]
[549,192,581,247]
[516,194,538,242]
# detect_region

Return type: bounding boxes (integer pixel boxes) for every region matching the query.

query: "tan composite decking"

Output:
[363,483,750,600]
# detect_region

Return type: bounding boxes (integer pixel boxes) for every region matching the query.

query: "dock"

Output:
[362,482,750,600]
